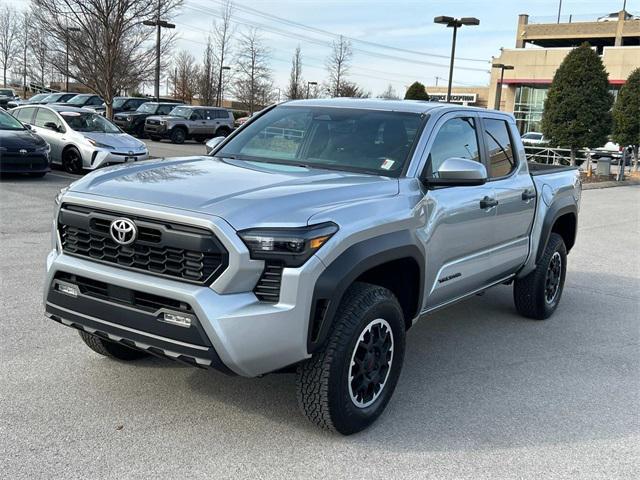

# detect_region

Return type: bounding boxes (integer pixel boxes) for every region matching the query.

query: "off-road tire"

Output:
[170,127,186,144]
[78,331,149,361]
[514,232,567,320]
[296,282,405,435]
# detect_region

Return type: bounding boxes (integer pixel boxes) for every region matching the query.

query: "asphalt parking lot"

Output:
[0,174,638,479]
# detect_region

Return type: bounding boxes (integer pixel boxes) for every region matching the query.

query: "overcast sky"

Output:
[7,0,638,97]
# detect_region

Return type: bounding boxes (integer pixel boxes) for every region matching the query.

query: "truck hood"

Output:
[67,156,399,230]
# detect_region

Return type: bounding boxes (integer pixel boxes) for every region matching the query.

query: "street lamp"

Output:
[306,81,317,99]
[143,16,176,102]
[219,66,231,107]
[492,63,514,110]
[434,16,480,103]
[65,27,80,92]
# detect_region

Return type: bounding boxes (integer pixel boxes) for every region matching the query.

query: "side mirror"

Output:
[206,136,225,155]
[24,123,32,130]
[43,122,60,132]
[425,157,487,187]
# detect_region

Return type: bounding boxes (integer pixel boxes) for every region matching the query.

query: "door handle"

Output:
[480,196,498,209]
[522,189,536,201]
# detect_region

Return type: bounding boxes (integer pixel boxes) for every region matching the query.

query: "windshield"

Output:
[42,93,64,102]
[137,103,157,113]
[112,98,128,108]
[217,106,423,176]
[169,106,193,118]
[60,111,120,133]
[29,93,49,102]
[0,89,14,96]
[66,95,91,105]
[0,109,24,130]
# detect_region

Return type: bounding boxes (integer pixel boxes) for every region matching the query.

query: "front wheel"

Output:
[170,128,186,144]
[62,147,84,174]
[514,233,567,320]
[296,282,405,435]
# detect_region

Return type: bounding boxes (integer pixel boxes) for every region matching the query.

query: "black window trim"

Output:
[478,114,520,182]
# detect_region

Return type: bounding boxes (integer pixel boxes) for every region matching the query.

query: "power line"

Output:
[205,0,489,64]
[182,3,490,73]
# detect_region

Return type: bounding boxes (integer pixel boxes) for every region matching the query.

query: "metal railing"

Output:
[523,146,589,165]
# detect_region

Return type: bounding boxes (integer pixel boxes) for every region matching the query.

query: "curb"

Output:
[582,179,640,190]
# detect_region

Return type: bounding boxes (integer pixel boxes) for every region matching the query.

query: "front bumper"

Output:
[83,147,149,170]
[144,123,168,137]
[44,196,323,377]
[0,152,50,173]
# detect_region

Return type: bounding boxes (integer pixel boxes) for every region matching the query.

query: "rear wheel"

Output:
[62,147,84,174]
[514,233,567,320]
[296,282,405,435]
[170,128,186,144]
[78,331,149,361]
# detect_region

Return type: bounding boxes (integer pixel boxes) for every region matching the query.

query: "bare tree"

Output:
[28,28,49,89]
[234,28,271,114]
[199,33,216,105]
[326,36,352,97]
[173,50,199,103]
[31,0,182,118]
[213,0,234,106]
[0,3,20,87]
[377,84,399,100]
[286,45,304,100]
[17,11,31,97]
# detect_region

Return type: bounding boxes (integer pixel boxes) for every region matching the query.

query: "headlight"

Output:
[126,116,133,122]
[86,138,114,149]
[36,143,51,153]
[54,186,69,207]
[238,222,338,267]
[159,120,166,125]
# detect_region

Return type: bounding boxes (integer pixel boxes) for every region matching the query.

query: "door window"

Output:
[425,117,480,178]
[34,108,64,132]
[190,110,204,120]
[483,118,516,178]
[13,107,35,123]
[87,96,103,106]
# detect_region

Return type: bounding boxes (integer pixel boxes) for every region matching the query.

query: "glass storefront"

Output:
[514,85,548,134]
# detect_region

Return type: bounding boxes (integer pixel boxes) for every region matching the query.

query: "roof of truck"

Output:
[282,97,487,114]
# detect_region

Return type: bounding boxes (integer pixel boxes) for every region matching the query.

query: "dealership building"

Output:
[487,10,640,133]
[427,10,639,133]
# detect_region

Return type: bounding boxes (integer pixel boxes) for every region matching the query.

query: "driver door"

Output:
[418,112,502,310]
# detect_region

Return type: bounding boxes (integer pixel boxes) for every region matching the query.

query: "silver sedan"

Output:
[9,104,148,174]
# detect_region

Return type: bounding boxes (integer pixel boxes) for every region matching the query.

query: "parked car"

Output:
[10,105,148,174]
[46,99,581,434]
[145,105,234,143]
[521,131,548,146]
[589,141,625,162]
[38,92,79,104]
[0,108,50,176]
[0,88,20,109]
[56,94,104,109]
[89,97,150,116]
[113,102,184,137]
[6,93,51,109]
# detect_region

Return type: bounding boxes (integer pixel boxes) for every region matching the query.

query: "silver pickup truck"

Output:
[45,99,581,435]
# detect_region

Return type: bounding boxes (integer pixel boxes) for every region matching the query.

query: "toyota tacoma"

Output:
[45,99,581,434]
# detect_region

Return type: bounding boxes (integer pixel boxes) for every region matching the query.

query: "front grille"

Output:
[254,262,284,303]
[0,153,48,172]
[58,205,228,285]
[146,119,160,125]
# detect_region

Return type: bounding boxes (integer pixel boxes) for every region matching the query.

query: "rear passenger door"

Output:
[479,114,536,277]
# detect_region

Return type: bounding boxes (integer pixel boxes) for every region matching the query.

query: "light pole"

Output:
[65,27,80,92]
[218,66,230,107]
[143,4,175,103]
[306,81,317,99]
[434,16,479,103]
[492,63,514,110]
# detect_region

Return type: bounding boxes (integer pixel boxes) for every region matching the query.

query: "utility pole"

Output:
[143,1,175,102]
[65,27,80,92]
[434,16,480,103]
[22,15,28,98]
[492,63,514,110]
[557,0,563,23]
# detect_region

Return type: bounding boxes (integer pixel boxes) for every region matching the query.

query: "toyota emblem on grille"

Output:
[19,149,28,156]
[109,218,137,245]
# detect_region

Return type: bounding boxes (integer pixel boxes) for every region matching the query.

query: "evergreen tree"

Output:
[612,68,640,170]
[404,82,429,101]
[541,43,613,165]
